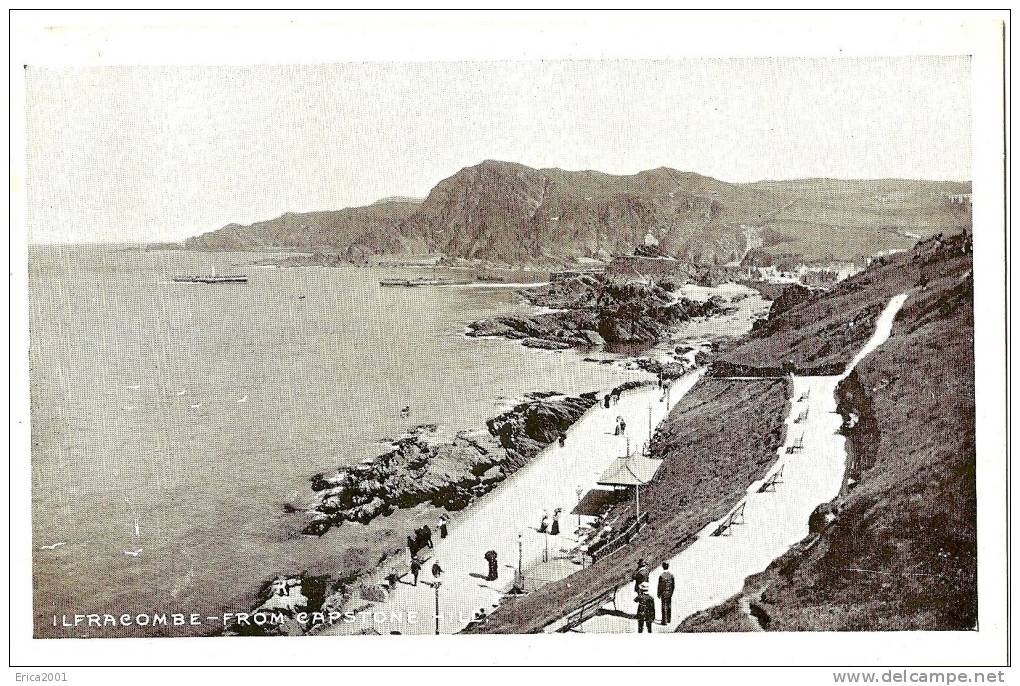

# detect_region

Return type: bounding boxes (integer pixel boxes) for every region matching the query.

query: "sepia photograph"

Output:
[7,8,1010,678]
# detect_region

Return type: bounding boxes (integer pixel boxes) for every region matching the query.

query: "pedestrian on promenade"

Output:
[550,508,561,536]
[422,524,434,549]
[657,562,675,624]
[538,510,549,533]
[558,430,567,447]
[484,550,499,581]
[438,514,450,539]
[632,558,650,591]
[635,583,656,634]
[407,534,417,560]
[410,556,422,586]
[431,560,443,579]
[604,394,611,409]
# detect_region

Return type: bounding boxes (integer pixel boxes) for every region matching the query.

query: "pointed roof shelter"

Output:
[597,454,664,487]
[596,453,665,525]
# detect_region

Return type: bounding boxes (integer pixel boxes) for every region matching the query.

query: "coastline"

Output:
[224,276,773,636]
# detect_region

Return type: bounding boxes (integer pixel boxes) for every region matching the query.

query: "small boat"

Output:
[173,274,248,284]
[173,264,247,284]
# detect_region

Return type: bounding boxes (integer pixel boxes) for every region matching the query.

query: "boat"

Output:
[173,265,248,284]
[379,277,455,287]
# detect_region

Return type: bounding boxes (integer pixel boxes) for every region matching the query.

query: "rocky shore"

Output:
[301,387,653,537]
[227,381,651,636]
[466,275,731,350]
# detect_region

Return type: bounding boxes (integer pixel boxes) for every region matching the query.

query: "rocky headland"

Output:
[466,275,732,350]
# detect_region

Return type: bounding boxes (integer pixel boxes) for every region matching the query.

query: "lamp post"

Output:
[432,580,442,635]
[512,532,525,594]
[575,485,583,533]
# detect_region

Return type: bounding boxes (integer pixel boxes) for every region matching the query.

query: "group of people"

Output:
[603,391,621,409]
[406,516,450,560]
[537,508,563,535]
[631,559,675,632]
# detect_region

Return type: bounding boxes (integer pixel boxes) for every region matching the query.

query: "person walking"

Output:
[550,508,561,536]
[656,562,675,625]
[422,524,434,549]
[407,535,417,560]
[438,514,449,539]
[635,583,656,634]
[484,550,498,581]
[431,560,444,579]
[632,558,650,591]
[604,394,611,409]
[558,430,567,447]
[410,556,422,586]
[537,510,549,533]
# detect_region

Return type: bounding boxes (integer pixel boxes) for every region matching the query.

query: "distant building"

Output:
[947,193,972,205]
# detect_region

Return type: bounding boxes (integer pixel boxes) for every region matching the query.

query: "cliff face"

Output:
[396,161,776,264]
[176,161,971,265]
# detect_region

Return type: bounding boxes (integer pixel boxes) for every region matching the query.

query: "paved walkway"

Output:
[324,369,706,635]
[565,293,910,633]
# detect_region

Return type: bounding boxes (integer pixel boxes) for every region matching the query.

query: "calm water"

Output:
[29,245,641,637]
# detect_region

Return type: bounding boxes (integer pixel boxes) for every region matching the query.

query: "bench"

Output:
[556,587,619,632]
[785,433,805,454]
[757,464,785,493]
[798,389,810,402]
[711,501,747,537]
[794,407,809,423]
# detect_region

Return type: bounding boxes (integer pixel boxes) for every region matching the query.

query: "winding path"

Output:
[559,292,910,633]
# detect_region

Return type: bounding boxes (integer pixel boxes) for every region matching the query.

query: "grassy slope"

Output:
[715,228,971,375]
[681,231,976,631]
[472,378,788,633]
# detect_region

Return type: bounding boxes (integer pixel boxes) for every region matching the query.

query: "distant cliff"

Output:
[177,161,971,265]
[182,201,420,256]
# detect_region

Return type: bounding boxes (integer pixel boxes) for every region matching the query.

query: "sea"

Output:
[27,245,646,638]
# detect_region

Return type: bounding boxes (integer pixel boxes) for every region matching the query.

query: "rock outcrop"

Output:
[467,275,731,350]
[303,393,602,536]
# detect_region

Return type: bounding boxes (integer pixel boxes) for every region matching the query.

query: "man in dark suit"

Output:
[656,562,676,624]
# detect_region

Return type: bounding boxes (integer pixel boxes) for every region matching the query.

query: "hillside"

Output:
[683,230,976,631]
[175,161,970,266]
[182,201,419,256]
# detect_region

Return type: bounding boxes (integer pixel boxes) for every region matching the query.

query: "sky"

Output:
[24,57,971,244]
